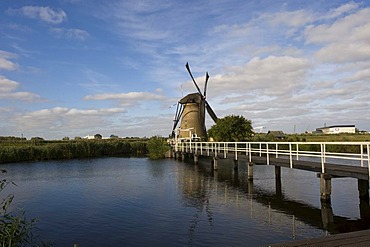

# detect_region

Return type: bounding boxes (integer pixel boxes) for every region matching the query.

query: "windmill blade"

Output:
[205,101,218,123]
[204,72,209,98]
[172,103,184,132]
[185,62,203,96]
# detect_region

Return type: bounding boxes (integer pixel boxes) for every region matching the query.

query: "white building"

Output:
[315,125,356,134]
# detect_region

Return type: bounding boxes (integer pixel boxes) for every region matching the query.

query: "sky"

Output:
[1,0,370,139]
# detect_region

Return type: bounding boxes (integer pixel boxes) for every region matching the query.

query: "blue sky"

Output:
[1,0,370,139]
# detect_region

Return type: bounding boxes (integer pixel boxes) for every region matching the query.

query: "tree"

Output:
[147,136,170,159]
[207,115,253,142]
[94,134,102,139]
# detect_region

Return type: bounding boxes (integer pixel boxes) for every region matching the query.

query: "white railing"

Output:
[174,141,370,177]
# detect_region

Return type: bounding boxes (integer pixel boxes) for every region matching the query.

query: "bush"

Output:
[147,136,170,160]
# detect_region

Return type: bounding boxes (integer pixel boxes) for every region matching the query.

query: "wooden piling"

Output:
[213,157,218,170]
[193,155,198,164]
[233,159,238,171]
[320,200,334,229]
[358,179,369,200]
[248,162,253,180]
[320,173,332,201]
[275,166,281,179]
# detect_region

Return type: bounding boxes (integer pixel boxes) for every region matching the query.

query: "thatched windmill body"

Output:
[172,63,218,140]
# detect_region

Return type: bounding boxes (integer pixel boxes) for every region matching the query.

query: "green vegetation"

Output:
[147,136,170,160]
[208,115,253,142]
[0,138,148,164]
[1,172,51,246]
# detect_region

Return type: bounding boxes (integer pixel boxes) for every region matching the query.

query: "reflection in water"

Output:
[183,156,370,238]
[180,164,214,245]
[1,157,369,246]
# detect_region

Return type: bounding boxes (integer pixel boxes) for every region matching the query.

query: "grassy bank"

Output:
[0,139,148,164]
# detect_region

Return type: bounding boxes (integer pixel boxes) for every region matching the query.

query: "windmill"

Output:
[172,63,218,140]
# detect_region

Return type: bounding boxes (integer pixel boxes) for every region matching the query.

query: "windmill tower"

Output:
[172,63,218,140]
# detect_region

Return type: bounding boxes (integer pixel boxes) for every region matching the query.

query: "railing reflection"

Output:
[178,157,370,240]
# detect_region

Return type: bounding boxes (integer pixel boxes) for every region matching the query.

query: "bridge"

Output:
[172,141,370,245]
[172,141,370,203]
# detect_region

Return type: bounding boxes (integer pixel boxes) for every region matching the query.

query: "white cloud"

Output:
[324,1,360,19]
[50,28,90,41]
[0,76,18,92]
[208,56,311,97]
[261,9,314,27]
[315,42,370,63]
[305,8,370,44]
[0,50,18,71]
[15,107,127,138]
[0,91,42,102]
[84,92,166,106]
[0,58,18,71]
[10,6,67,24]
[0,76,42,101]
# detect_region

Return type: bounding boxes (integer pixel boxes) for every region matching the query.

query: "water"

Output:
[1,157,369,246]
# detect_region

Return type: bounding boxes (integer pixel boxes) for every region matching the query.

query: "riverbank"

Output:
[0,138,147,164]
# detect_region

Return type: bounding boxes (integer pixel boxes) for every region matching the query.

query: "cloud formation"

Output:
[9,6,67,24]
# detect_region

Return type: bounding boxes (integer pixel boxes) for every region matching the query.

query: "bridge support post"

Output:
[320,200,334,229]
[181,153,186,161]
[358,179,370,219]
[193,155,198,164]
[248,162,253,180]
[358,179,369,200]
[275,166,282,196]
[213,157,218,170]
[233,159,238,171]
[247,179,254,195]
[275,166,281,179]
[320,173,332,201]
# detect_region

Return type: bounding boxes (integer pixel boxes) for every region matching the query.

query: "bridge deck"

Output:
[191,150,369,180]
[268,229,370,246]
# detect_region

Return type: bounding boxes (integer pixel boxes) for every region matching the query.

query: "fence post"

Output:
[235,142,238,160]
[296,143,299,160]
[289,143,293,168]
[249,143,252,163]
[276,143,278,158]
[361,144,364,167]
[367,144,370,179]
[266,143,269,165]
[259,143,262,157]
[321,143,325,173]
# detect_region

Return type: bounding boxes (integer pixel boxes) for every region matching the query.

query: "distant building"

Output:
[314,125,356,134]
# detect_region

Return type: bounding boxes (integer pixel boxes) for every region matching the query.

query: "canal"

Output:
[1,157,369,246]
